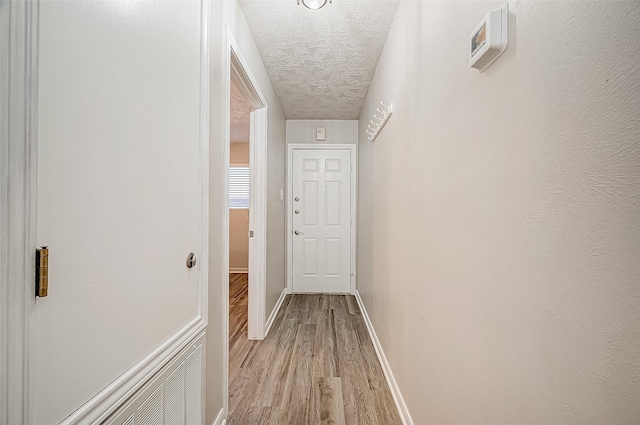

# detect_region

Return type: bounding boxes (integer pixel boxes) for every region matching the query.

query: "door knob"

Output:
[186,252,197,268]
[295,210,300,214]
[294,230,302,235]
[294,197,300,202]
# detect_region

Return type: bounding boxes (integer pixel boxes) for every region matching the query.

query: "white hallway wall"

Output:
[207,2,286,423]
[358,1,640,424]
[286,120,358,145]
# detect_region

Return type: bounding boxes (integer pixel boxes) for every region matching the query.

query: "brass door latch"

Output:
[36,246,49,297]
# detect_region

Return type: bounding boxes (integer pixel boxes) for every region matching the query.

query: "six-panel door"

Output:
[292,149,352,293]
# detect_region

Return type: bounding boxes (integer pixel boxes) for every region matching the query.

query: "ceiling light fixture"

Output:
[297,0,332,10]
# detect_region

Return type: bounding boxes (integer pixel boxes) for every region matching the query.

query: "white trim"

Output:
[61,319,207,425]
[355,291,414,425]
[196,10,211,423]
[211,408,226,425]
[226,30,268,343]
[247,105,268,341]
[1,1,38,424]
[229,34,267,108]
[222,26,270,420]
[264,289,288,337]
[198,0,211,324]
[229,268,249,274]
[221,25,232,421]
[286,144,358,295]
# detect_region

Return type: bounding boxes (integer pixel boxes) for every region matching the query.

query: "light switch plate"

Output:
[316,127,326,141]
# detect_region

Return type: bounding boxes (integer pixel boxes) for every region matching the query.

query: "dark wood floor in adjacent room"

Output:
[228,273,402,425]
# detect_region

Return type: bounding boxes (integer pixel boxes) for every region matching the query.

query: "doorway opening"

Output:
[223,30,269,417]
[228,79,251,385]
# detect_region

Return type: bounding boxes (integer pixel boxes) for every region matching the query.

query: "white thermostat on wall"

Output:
[469,4,508,71]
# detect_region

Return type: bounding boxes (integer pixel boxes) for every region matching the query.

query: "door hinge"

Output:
[249,230,254,237]
[35,246,49,297]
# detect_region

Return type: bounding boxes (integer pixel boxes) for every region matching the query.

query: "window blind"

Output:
[229,166,250,209]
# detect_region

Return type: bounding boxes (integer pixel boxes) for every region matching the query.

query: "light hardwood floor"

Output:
[228,273,402,425]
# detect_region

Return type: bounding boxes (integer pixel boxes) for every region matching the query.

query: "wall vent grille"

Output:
[104,334,204,425]
[164,364,185,425]
[137,387,163,425]
[185,346,203,425]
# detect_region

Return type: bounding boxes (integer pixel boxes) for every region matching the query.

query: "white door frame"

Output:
[286,144,357,295]
[1,1,38,423]
[1,1,212,423]
[227,30,268,342]
[221,26,269,419]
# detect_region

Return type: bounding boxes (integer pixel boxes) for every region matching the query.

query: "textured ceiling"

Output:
[238,0,399,119]
[230,80,251,143]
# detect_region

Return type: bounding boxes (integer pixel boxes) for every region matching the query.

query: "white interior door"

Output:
[35,1,203,423]
[292,149,352,293]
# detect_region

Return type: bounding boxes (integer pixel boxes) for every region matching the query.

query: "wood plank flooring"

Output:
[228,274,402,425]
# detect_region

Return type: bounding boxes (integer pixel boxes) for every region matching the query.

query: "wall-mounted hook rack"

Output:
[367,101,393,142]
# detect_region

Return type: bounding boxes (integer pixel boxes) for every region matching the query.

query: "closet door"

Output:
[35,1,204,422]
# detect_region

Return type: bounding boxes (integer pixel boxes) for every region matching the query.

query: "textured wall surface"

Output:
[207,2,286,423]
[358,1,640,424]
[286,120,358,145]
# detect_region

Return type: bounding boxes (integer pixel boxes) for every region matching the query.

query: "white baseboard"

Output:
[229,268,248,274]
[264,288,288,337]
[355,290,414,425]
[212,408,226,425]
